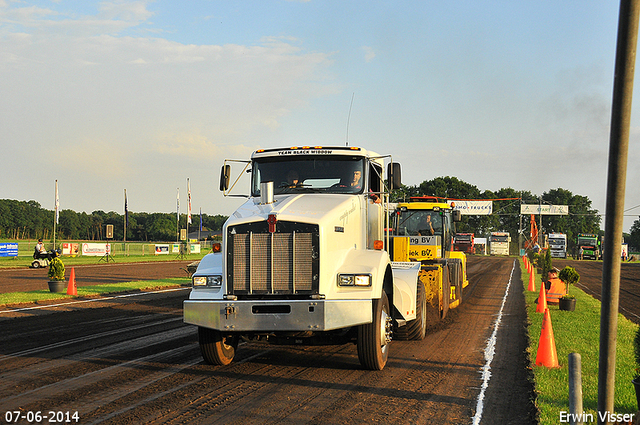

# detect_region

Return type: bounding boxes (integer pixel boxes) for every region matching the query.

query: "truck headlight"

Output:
[338,274,372,287]
[192,275,222,287]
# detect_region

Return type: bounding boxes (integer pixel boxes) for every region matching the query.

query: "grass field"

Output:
[0,239,215,269]
[0,252,208,269]
[0,278,190,307]
[521,258,639,424]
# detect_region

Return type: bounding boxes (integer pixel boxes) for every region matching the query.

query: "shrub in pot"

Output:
[558,266,579,311]
[47,251,66,292]
[541,248,553,277]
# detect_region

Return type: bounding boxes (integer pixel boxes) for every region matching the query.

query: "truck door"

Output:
[367,162,383,250]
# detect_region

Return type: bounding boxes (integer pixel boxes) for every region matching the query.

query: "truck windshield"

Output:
[251,156,366,196]
[395,210,442,236]
[491,236,508,243]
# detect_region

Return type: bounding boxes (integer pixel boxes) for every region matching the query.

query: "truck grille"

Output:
[227,221,319,296]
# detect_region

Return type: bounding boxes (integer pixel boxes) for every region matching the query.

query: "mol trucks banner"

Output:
[520,204,569,215]
[82,243,111,256]
[453,200,493,215]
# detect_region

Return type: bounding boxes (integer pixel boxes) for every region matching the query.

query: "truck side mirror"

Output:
[453,210,462,222]
[220,164,230,191]
[387,163,402,190]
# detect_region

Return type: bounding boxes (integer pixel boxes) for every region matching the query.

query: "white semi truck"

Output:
[547,233,567,258]
[184,146,429,370]
[489,231,510,256]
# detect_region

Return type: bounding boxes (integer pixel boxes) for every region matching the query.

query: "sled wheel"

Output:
[198,327,238,366]
[441,266,450,319]
[357,292,392,370]
[31,261,40,269]
[410,281,427,340]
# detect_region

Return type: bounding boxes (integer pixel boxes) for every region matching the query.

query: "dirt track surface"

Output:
[553,259,640,325]
[0,257,537,424]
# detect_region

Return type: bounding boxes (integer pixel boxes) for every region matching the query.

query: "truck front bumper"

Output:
[184,299,373,332]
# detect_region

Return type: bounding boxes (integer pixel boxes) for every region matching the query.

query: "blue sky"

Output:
[1,1,639,233]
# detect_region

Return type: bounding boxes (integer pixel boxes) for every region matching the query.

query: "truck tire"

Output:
[449,260,462,304]
[440,266,450,319]
[395,281,427,341]
[198,327,238,366]
[357,292,391,370]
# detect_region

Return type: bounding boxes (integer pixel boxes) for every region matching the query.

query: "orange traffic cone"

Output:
[536,277,547,313]
[528,268,536,292]
[67,267,77,296]
[535,308,559,368]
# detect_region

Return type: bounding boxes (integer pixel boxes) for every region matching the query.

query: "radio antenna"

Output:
[345,92,355,146]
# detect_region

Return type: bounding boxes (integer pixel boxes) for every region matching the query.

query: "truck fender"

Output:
[335,249,392,299]
[194,251,223,276]
[390,262,421,321]
[187,252,225,301]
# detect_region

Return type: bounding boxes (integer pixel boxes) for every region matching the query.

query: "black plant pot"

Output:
[559,297,576,311]
[633,378,640,411]
[48,280,66,293]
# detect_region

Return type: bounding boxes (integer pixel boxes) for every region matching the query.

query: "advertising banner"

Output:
[155,244,170,255]
[62,243,79,256]
[82,243,111,256]
[190,243,201,254]
[453,200,493,215]
[520,204,569,215]
[0,243,18,257]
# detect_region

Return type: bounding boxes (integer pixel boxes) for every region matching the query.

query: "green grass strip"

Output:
[0,253,208,269]
[521,258,639,424]
[0,278,190,307]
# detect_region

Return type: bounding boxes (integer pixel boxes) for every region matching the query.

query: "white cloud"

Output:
[362,46,375,63]
[97,1,155,22]
[0,2,338,214]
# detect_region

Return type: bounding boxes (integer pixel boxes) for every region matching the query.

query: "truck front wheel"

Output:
[357,292,392,370]
[198,327,238,366]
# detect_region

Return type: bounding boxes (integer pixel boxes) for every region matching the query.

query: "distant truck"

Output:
[577,233,600,260]
[547,233,567,258]
[622,243,629,260]
[489,232,510,256]
[453,233,475,254]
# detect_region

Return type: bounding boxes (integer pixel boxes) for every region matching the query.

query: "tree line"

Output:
[4,176,635,252]
[0,199,227,242]
[392,177,606,254]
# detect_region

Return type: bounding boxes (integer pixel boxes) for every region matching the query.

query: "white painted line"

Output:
[471,259,515,425]
[0,287,190,314]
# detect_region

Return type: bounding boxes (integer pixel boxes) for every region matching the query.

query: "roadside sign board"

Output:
[520,204,569,215]
[0,243,18,257]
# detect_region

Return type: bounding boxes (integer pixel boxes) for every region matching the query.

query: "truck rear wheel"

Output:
[198,327,238,366]
[357,292,391,370]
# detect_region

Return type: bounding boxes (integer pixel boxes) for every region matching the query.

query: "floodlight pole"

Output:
[597,0,638,423]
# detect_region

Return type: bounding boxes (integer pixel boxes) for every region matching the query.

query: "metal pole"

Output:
[538,196,543,247]
[598,1,639,423]
[569,353,583,425]
[53,179,58,251]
